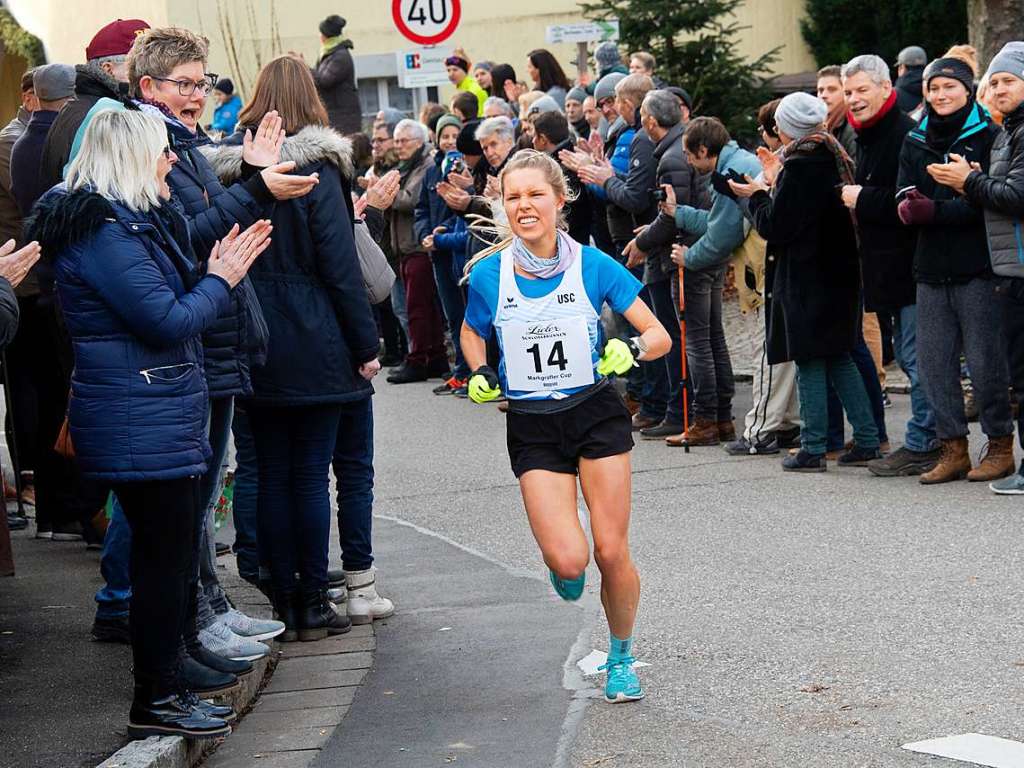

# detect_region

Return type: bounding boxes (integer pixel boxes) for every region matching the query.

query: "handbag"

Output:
[354,219,395,305]
[54,413,74,458]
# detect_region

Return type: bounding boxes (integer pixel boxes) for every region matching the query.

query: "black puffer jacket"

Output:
[40,64,130,193]
[898,102,999,284]
[851,104,917,311]
[964,101,1024,279]
[635,121,708,282]
[895,68,924,114]
[203,125,378,405]
[163,115,272,400]
[552,137,593,245]
[748,143,861,365]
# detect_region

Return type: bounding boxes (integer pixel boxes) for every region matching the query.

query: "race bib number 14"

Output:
[503,316,595,393]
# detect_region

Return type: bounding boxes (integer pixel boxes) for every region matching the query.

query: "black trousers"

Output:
[997,277,1024,451]
[113,476,199,692]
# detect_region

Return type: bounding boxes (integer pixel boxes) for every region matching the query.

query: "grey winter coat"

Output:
[964,102,1024,279]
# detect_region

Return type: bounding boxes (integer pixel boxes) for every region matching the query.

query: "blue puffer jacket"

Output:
[202,125,380,406]
[414,152,454,249]
[26,188,231,481]
[159,110,271,399]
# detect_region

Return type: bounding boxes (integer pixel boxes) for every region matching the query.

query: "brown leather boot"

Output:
[919,437,971,485]
[967,434,1016,482]
[717,420,736,442]
[666,417,720,447]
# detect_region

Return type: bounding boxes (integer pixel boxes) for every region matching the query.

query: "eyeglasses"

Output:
[393,137,417,145]
[597,97,615,109]
[370,137,391,145]
[152,73,218,97]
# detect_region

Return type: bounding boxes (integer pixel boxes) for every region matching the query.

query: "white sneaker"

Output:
[217,607,285,642]
[345,568,394,625]
[199,619,270,661]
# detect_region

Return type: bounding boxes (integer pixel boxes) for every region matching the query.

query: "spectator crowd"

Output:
[0,9,1021,743]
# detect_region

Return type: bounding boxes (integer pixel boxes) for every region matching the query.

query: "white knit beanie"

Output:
[774,91,828,140]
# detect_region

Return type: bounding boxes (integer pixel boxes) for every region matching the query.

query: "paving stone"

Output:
[205,745,319,768]
[278,634,375,658]
[207,725,333,754]
[257,686,357,712]
[243,705,350,731]
[264,666,368,694]
[272,652,374,675]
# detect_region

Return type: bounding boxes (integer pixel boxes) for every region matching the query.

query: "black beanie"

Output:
[457,120,483,156]
[923,57,975,94]
[214,78,234,96]
[319,14,346,37]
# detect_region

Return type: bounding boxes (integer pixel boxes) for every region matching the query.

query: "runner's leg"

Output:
[519,469,589,581]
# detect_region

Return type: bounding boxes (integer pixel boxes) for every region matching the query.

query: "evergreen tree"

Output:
[801,0,969,69]
[581,0,779,142]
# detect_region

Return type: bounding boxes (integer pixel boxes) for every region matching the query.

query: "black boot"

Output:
[297,587,352,642]
[273,590,299,643]
[327,568,346,588]
[189,643,253,677]
[128,682,231,740]
[178,651,239,696]
[92,615,130,644]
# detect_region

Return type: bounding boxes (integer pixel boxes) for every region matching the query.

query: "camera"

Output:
[651,188,668,203]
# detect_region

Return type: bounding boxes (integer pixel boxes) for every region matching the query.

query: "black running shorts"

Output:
[505,384,634,477]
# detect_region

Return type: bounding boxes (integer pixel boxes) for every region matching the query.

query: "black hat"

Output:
[666,86,693,111]
[214,77,234,96]
[319,14,346,38]
[457,120,482,156]
[923,57,975,94]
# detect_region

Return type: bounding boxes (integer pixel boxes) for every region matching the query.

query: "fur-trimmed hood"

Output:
[200,125,354,185]
[25,187,116,261]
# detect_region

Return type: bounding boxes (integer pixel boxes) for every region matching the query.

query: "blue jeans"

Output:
[391,276,410,341]
[250,404,342,592]
[95,493,130,619]
[827,331,889,450]
[332,397,375,572]
[892,303,938,451]
[194,397,233,629]
[431,251,469,378]
[798,355,880,455]
[231,404,259,584]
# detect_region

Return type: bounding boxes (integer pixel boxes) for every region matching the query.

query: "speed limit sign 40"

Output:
[392,0,461,46]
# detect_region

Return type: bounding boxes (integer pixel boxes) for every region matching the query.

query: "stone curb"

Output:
[96,565,375,768]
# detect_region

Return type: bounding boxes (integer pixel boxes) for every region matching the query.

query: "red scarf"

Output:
[846,88,897,132]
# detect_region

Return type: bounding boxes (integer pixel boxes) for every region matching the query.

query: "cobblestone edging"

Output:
[96,565,374,768]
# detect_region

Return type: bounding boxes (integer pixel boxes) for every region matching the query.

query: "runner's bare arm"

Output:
[621,297,670,361]
[460,321,488,371]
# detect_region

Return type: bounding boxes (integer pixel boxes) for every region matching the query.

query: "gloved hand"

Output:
[597,338,640,377]
[897,189,936,226]
[468,365,502,403]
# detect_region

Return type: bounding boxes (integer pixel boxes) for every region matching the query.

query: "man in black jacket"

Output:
[894,46,927,115]
[933,41,1024,493]
[623,89,711,442]
[39,18,150,193]
[841,54,930,473]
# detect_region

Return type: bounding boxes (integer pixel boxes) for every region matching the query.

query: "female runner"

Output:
[460,150,670,703]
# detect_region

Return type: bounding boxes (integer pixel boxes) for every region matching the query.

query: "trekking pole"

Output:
[676,260,690,454]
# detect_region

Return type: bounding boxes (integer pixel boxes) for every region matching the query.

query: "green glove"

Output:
[468,365,502,403]
[597,338,640,377]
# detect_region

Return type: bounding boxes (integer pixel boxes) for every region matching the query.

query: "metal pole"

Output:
[676,264,690,453]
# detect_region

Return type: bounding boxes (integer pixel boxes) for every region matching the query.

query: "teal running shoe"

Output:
[600,657,645,703]
[548,569,585,601]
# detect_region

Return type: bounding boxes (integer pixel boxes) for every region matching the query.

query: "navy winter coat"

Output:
[414,152,454,249]
[27,188,230,481]
[161,113,271,399]
[202,125,380,406]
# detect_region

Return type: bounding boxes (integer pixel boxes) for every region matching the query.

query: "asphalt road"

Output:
[353,375,1024,768]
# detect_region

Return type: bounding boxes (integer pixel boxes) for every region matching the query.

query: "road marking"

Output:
[902,733,1024,767]
[576,650,650,677]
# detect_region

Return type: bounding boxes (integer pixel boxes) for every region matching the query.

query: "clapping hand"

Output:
[437,180,471,211]
[926,153,978,193]
[728,173,769,199]
[260,161,319,201]
[0,239,40,288]
[755,146,782,186]
[447,168,474,189]
[207,220,273,288]
[577,158,614,185]
[365,169,400,210]
[242,110,285,168]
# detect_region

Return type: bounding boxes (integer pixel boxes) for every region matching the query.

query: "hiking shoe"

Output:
[991,469,1024,495]
[837,444,882,467]
[549,569,585,601]
[867,446,940,477]
[782,450,827,473]
[600,657,645,703]
[216,607,285,642]
[92,615,130,644]
[433,376,467,395]
[199,620,270,662]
